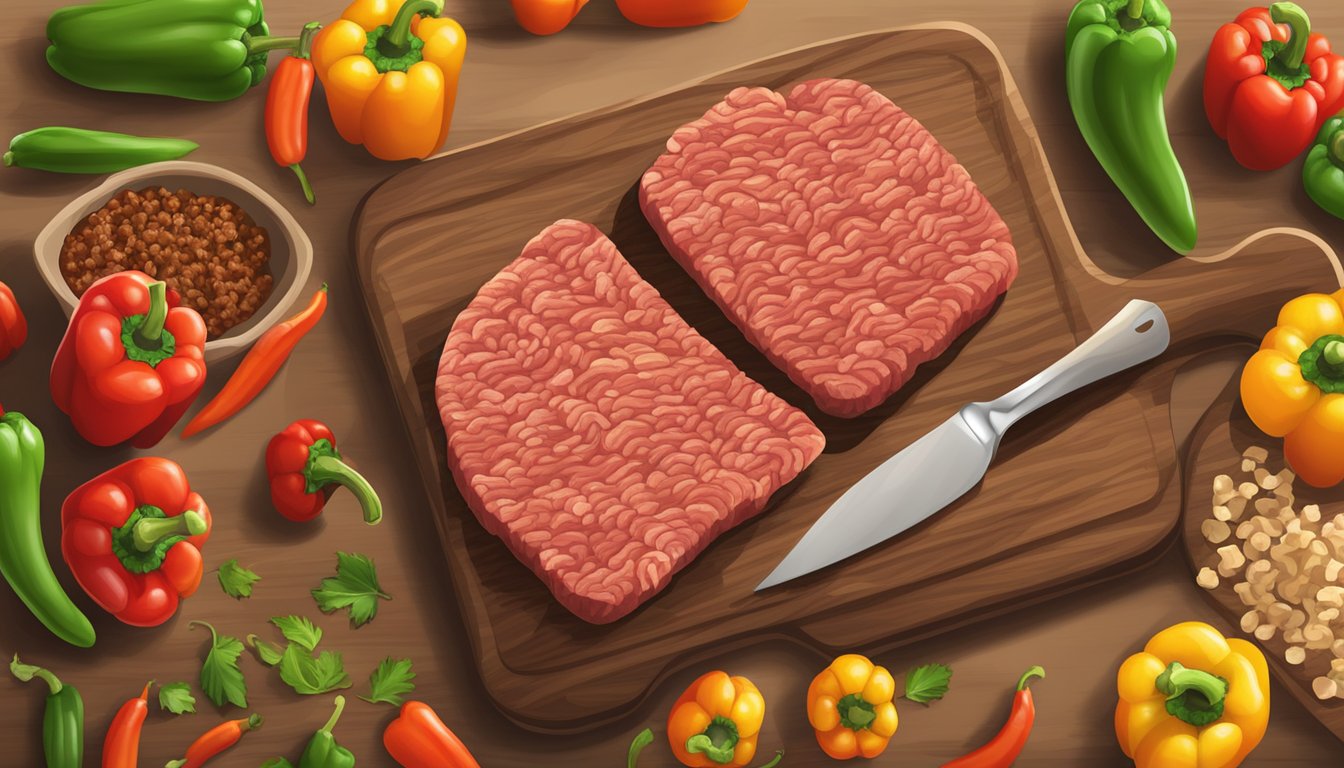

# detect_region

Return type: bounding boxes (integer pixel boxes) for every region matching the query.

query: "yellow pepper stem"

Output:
[1155,662,1227,727]
[378,0,444,58]
[1324,340,1344,370]
[686,716,739,764]
[836,693,877,730]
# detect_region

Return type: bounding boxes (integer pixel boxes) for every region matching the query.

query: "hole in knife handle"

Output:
[1136,319,1155,333]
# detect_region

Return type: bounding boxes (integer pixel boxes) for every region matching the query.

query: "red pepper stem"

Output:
[379,0,444,57]
[1270,2,1311,71]
[132,281,168,349]
[131,510,206,552]
[241,713,263,732]
[290,164,315,205]
[1016,665,1045,691]
[307,454,383,525]
[320,695,346,735]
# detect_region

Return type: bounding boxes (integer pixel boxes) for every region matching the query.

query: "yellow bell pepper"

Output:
[806,654,898,760]
[1115,622,1269,768]
[312,0,465,161]
[1241,289,1344,487]
[666,671,779,768]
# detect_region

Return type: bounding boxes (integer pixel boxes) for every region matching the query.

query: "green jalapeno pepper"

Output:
[5,127,198,174]
[11,654,84,768]
[300,695,356,768]
[1304,114,1344,220]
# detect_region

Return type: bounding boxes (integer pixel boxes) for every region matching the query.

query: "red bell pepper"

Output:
[60,457,211,627]
[266,419,382,524]
[1205,3,1344,170]
[0,280,26,360]
[50,271,207,448]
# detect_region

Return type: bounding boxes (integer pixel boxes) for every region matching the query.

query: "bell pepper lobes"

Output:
[668,671,779,768]
[614,0,749,27]
[1304,112,1344,218]
[45,0,303,102]
[1241,290,1344,486]
[266,419,382,524]
[384,701,482,768]
[1205,3,1344,171]
[1065,0,1196,254]
[312,0,466,161]
[50,272,207,448]
[806,654,898,760]
[1116,622,1269,768]
[0,280,27,361]
[60,457,212,627]
[299,696,355,768]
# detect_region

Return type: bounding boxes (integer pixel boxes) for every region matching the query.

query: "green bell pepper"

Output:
[1065,0,1197,253]
[11,654,84,768]
[300,696,355,768]
[1304,114,1344,219]
[45,0,302,102]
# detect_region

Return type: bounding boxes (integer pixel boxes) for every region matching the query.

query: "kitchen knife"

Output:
[756,299,1171,591]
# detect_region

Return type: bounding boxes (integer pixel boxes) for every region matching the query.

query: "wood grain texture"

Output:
[354,25,1342,730]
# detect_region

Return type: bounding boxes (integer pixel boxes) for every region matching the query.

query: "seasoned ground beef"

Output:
[59,186,273,339]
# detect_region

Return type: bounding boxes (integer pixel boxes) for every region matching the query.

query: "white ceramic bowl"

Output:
[33,161,313,363]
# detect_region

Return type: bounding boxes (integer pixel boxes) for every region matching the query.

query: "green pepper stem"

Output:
[1331,132,1344,167]
[308,452,383,525]
[627,728,653,768]
[132,281,168,350]
[2,152,14,167]
[246,34,303,56]
[1155,662,1227,724]
[296,22,322,60]
[10,654,63,695]
[1126,0,1144,20]
[242,713,263,732]
[1017,665,1046,691]
[379,0,445,58]
[757,753,784,768]
[320,695,346,735]
[1271,2,1311,71]
[290,164,315,205]
[132,510,206,552]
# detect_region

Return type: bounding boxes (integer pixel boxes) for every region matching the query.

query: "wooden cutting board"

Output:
[353,24,1342,731]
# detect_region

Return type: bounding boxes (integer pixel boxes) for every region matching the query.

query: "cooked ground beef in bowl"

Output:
[59,186,273,339]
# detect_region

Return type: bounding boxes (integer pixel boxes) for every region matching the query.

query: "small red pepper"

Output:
[265,22,321,204]
[940,666,1044,768]
[0,280,27,360]
[266,419,382,524]
[384,701,482,768]
[102,681,151,768]
[60,457,212,627]
[50,272,207,448]
[166,713,262,768]
[1204,3,1344,170]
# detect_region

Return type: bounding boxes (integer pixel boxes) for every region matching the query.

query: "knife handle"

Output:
[981,300,1170,435]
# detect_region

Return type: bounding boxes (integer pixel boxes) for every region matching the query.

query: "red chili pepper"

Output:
[384,701,482,768]
[60,458,212,627]
[1205,3,1344,170]
[940,666,1044,768]
[102,681,151,768]
[0,280,27,360]
[50,272,207,448]
[265,22,321,204]
[166,713,262,768]
[266,419,382,524]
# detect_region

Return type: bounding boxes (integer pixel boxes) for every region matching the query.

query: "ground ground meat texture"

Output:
[640,78,1019,417]
[436,220,825,624]
[59,186,273,339]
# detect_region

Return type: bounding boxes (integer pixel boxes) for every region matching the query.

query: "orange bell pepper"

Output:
[667,671,780,767]
[511,0,589,35]
[1240,289,1344,486]
[806,654,899,760]
[312,0,465,160]
[614,0,749,28]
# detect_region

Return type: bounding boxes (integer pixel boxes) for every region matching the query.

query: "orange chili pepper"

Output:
[102,681,151,768]
[181,284,327,438]
[614,0,749,27]
[511,0,589,35]
[166,713,262,768]
[384,701,481,768]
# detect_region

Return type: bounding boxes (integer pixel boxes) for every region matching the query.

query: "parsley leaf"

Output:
[360,657,415,706]
[311,552,391,628]
[270,615,323,652]
[247,634,284,667]
[278,644,351,695]
[902,662,953,705]
[217,559,260,599]
[158,681,196,715]
[189,621,247,709]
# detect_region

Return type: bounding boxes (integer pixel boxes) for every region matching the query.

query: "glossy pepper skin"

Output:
[44,0,301,102]
[614,0,748,27]
[11,654,84,768]
[266,23,321,204]
[60,457,212,627]
[1205,3,1344,171]
[1116,622,1269,768]
[384,701,482,768]
[806,654,898,760]
[312,0,466,160]
[511,0,589,35]
[1066,0,1196,254]
[1304,114,1344,218]
[300,696,355,768]
[267,419,383,524]
[103,682,152,768]
[668,671,774,768]
[941,666,1044,767]
[0,281,27,360]
[50,272,207,448]
[1241,290,1344,486]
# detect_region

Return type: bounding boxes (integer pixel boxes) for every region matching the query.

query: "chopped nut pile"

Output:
[1202,446,1344,700]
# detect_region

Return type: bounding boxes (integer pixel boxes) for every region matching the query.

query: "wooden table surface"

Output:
[2,1,1342,765]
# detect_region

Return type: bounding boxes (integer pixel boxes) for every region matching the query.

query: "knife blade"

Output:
[756,300,1171,591]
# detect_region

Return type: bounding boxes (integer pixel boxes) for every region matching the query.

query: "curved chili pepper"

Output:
[182,284,327,438]
[165,713,262,768]
[0,280,27,360]
[267,419,382,524]
[265,22,321,204]
[384,701,482,768]
[940,666,1044,768]
[102,681,151,768]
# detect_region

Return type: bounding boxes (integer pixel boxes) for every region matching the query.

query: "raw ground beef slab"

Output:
[435,220,825,624]
[640,77,1019,417]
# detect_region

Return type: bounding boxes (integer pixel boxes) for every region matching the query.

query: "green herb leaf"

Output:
[360,657,415,706]
[270,615,323,652]
[311,552,391,628]
[190,621,247,709]
[902,662,952,705]
[247,634,284,667]
[217,559,260,599]
[261,759,295,768]
[158,681,196,715]
[277,644,351,695]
